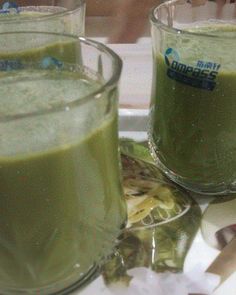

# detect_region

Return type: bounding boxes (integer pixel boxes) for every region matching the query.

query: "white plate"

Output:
[78,109,236,295]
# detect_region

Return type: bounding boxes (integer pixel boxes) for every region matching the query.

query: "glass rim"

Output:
[150,0,234,40]
[0,0,85,24]
[0,31,122,123]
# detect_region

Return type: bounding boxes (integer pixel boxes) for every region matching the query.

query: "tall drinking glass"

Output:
[0,32,126,294]
[0,0,85,35]
[149,0,236,194]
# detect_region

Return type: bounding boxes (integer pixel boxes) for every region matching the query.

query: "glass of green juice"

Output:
[0,32,126,294]
[149,0,236,195]
[0,0,85,35]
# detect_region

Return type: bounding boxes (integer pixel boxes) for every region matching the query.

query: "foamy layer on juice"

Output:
[166,20,236,70]
[0,6,84,34]
[0,68,110,157]
[0,6,66,20]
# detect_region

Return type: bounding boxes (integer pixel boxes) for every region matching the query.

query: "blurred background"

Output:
[86,0,159,43]
[85,0,160,109]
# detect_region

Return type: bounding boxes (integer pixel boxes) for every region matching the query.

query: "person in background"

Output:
[105,0,158,43]
[87,0,158,43]
[87,0,235,43]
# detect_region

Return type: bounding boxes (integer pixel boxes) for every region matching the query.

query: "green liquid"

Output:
[150,23,236,192]
[0,69,126,291]
[0,6,84,35]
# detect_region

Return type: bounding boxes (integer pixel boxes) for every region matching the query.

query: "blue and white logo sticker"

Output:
[0,57,64,72]
[165,48,180,67]
[0,59,23,71]
[0,1,19,14]
[164,48,221,91]
[41,57,64,70]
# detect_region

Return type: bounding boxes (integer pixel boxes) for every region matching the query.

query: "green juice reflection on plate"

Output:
[0,42,126,292]
[150,23,236,194]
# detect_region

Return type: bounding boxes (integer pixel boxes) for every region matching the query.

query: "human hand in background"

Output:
[108,0,159,44]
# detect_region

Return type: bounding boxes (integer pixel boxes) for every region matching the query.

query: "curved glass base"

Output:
[0,264,99,295]
[52,265,99,295]
[0,218,126,295]
[148,135,236,196]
